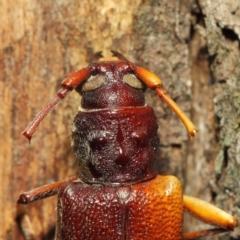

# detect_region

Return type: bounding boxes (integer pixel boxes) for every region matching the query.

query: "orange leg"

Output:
[17,176,77,240]
[183,195,238,239]
[18,176,78,204]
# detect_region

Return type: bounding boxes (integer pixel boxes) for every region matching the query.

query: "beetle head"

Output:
[77,52,146,110]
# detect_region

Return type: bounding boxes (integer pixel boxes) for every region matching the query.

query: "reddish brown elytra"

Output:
[18,51,238,240]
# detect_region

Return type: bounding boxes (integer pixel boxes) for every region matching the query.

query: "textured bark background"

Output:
[0,0,239,239]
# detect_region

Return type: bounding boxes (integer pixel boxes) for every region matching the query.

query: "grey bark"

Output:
[198,0,240,239]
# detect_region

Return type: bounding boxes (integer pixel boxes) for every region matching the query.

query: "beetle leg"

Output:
[23,67,91,140]
[183,228,230,240]
[183,195,238,239]
[133,66,198,138]
[18,176,78,204]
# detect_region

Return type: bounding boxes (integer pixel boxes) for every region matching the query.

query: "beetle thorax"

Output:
[72,106,159,184]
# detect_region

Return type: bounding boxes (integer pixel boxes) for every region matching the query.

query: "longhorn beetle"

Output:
[18,51,238,239]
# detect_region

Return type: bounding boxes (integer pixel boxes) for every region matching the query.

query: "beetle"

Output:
[18,51,238,239]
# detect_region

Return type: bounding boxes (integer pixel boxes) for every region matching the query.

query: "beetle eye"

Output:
[81,75,106,92]
[123,74,145,89]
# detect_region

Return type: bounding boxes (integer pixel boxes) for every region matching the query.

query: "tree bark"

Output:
[0,0,239,239]
[197,1,240,239]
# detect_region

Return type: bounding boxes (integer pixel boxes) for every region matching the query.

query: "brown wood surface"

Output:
[0,0,239,239]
